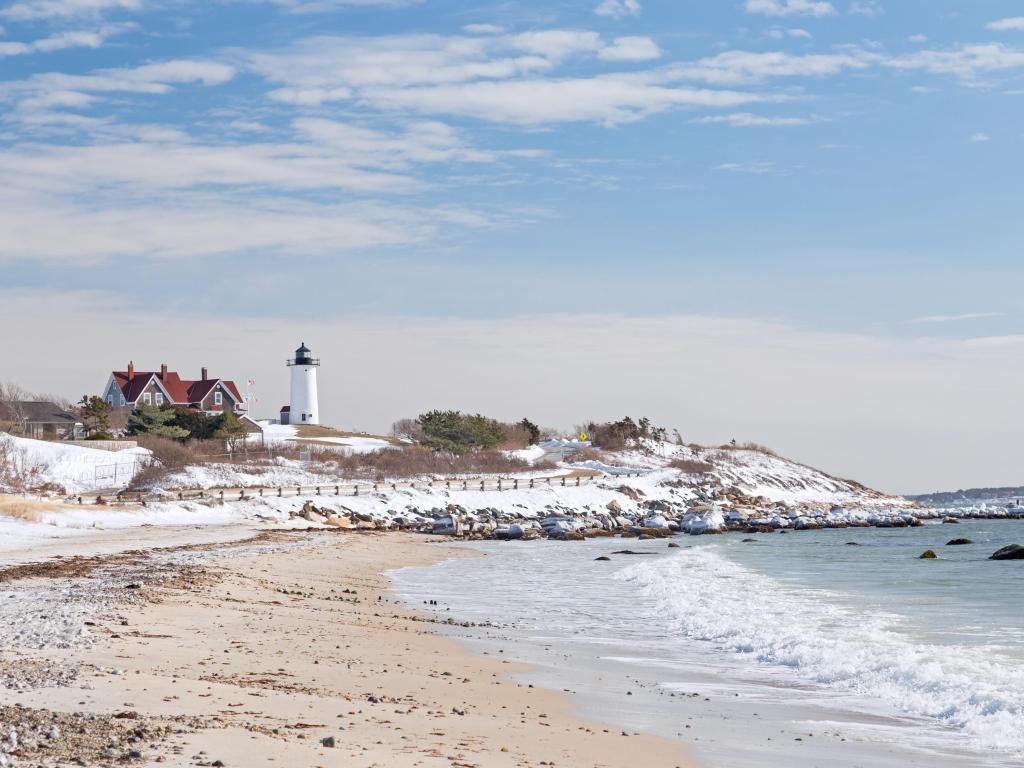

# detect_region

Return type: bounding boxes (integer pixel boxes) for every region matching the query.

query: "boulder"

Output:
[990,545,1024,561]
[946,538,974,546]
[595,556,611,561]
[919,550,938,559]
[607,500,623,514]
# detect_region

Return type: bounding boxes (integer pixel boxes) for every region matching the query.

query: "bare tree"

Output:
[0,382,32,435]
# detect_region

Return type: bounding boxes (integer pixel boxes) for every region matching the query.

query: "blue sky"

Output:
[2,0,1024,491]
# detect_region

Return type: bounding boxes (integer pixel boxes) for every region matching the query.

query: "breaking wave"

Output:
[616,548,1024,755]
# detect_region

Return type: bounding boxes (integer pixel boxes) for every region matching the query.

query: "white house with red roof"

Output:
[101,362,247,416]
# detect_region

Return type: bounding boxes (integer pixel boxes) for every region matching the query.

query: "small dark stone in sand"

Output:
[846,542,861,546]
[946,539,974,546]
[919,550,938,559]
[595,556,611,561]
[667,543,680,548]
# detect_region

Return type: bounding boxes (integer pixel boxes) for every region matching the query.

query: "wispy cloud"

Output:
[692,112,815,126]
[0,24,130,57]
[594,0,640,19]
[715,160,776,174]
[0,0,141,21]
[909,312,1002,324]
[848,1,882,18]
[745,0,836,18]
[986,17,1024,32]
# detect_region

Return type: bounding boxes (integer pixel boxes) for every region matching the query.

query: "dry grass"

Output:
[293,424,403,445]
[716,441,779,456]
[0,495,80,522]
[668,458,715,475]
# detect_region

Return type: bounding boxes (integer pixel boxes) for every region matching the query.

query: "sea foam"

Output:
[615,548,1024,755]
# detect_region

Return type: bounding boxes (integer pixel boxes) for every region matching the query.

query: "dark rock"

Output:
[943,518,959,524]
[741,538,757,543]
[611,550,656,556]
[946,538,974,546]
[595,556,611,561]
[667,542,680,548]
[322,737,336,748]
[990,545,1024,561]
[919,550,938,559]
[845,542,861,546]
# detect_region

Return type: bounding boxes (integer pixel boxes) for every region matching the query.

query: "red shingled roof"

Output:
[111,368,243,409]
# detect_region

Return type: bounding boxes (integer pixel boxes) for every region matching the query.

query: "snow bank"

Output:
[0,434,150,494]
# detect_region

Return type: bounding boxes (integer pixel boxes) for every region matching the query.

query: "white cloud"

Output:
[239,32,773,125]
[986,17,1024,32]
[715,160,776,173]
[908,34,927,43]
[848,0,882,17]
[365,76,770,125]
[0,0,140,21]
[693,112,813,126]
[745,0,836,18]
[598,35,661,62]
[970,132,990,142]
[0,194,432,262]
[669,48,878,85]
[0,24,129,57]
[886,43,1024,83]
[909,312,1002,324]
[594,0,640,18]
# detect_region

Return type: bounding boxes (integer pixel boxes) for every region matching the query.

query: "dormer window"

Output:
[143,392,152,405]
[155,393,164,406]
[214,391,223,406]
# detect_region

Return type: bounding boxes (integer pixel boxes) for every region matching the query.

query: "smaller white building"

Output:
[283,342,320,425]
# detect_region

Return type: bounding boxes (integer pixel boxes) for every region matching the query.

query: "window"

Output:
[143,392,152,405]
[106,395,113,406]
[302,413,307,421]
[214,391,222,406]
[155,393,164,406]
[120,394,126,406]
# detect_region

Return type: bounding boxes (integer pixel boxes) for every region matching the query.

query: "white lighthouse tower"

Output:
[287,342,320,425]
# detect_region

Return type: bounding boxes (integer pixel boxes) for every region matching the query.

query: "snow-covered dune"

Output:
[0,434,150,494]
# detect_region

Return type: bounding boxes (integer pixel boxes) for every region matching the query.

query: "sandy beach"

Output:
[0,529,695,768]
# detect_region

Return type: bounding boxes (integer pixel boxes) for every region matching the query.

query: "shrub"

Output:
[669,458,714,475]
[416,410,506,454]
[579,416,665,452]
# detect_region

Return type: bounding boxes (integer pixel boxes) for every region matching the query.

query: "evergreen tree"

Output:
[519,418,541,445]
[416,410,506,454]
[169,408,219,440]
[77,395,112,439]
[214,411,249,453]
[127,404,190,440]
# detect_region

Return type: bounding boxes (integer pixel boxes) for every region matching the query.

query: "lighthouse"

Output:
[286,342,320,425]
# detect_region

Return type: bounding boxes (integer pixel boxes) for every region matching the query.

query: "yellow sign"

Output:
[579,433,588,441]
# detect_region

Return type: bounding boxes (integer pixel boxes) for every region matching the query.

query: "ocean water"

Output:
[391,521,1024,767]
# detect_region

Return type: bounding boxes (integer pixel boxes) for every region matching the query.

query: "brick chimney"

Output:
[201,367,208,381]
[128,361,135,381]
[160,363,168,379]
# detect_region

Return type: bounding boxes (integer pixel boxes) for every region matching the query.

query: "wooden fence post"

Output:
[479,480,485,491]
[463,480,468,490]
[335,485,340,495]
[514,479,518,490]
[277,487,282,497]
[498,479,502,491]
[529,478,534,488]
[575,477,580,487]
[219,491,224,501]
[561,477,566,487]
